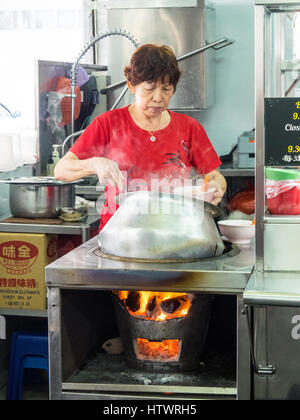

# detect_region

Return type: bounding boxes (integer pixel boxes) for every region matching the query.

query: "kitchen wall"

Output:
[200,0,255,156]
[99,0,255,158]
[0,166,33,219]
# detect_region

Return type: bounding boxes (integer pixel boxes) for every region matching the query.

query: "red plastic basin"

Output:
[267,186,300,215]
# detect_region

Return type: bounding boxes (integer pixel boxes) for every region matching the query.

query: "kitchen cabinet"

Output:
[244,272,300,400]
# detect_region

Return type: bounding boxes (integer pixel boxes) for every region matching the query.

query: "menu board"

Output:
[265,98,300,166]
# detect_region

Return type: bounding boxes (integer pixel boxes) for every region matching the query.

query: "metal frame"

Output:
[46,236,254,400]
[47,288,250,401]
[255,5,266,273]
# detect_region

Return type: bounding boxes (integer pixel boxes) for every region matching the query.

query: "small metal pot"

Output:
[1,177,79,219]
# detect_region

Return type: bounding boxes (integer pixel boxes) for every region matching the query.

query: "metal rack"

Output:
[243,0,300,400]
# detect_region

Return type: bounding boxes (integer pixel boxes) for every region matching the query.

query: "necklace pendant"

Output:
[150,135,156,142]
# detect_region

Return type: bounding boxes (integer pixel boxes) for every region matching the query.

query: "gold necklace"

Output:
[147,130,157,143]
[130,105,162,142]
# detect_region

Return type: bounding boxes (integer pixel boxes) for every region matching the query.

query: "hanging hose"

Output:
[69,29,140,137]
[0,102,21,118]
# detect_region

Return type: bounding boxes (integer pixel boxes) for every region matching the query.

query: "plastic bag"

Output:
[265,178,300,199]
[265,179,300,215]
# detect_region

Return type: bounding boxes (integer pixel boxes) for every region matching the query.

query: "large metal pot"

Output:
[1,177,79,219]
[99,191,224,260]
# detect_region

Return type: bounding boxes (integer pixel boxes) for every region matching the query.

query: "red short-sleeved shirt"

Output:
[70,105,221,229]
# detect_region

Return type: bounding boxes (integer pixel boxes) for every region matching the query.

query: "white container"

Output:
[0,135,17,172]
[217,220,255,245]
[11,133,23,167]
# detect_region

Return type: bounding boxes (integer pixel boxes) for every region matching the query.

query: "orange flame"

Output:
[135,338,180,362]
[114,290,193,321]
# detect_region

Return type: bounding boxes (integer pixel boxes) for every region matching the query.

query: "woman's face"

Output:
[129,79,174,118]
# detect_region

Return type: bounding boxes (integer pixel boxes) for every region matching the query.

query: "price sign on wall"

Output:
[265,98,300,166]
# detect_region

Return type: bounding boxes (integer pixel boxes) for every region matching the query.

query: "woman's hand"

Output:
[92,157,124,190]
[54,152,124,190]
[205,169,227,206]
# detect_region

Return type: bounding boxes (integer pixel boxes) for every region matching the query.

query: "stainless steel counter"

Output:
[244,271,300,307]
[0,211,100,243]
[46,236,254,293]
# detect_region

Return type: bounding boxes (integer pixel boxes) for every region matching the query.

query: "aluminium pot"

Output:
[99,190,225,260]
[1,177,80,219]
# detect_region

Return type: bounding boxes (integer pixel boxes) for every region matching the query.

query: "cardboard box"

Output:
[0,233,57,310]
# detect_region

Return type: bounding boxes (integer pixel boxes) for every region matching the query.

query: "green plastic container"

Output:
[265,168,300,181]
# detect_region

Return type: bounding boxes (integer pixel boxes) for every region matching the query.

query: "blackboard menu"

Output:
[265,98,300,166]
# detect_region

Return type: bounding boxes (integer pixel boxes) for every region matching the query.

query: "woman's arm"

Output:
[54,151,124,189]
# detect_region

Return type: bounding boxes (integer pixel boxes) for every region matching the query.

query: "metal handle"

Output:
[245,305,276,376]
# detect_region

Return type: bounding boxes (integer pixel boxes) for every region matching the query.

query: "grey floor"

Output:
[0,375,49,400]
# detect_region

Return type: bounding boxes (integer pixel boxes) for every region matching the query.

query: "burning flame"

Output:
[135,338,180,362]
[115,290,193,321]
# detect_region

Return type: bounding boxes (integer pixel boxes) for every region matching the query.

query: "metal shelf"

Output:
[0,211,100,242]
[0,308,47,317]
[62,352,236,399]
[264,215,300,224]
[220,168,255,177]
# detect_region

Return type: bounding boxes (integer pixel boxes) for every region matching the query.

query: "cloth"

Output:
[56,76,81,127]
[69,105,221,230]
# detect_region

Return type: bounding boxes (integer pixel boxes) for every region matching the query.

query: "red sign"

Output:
[0,241,38,274]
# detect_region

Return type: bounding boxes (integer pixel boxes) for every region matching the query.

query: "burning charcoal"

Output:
[161,298,181,314]
[125,292,140,312]
[148,295,157,312]
[146,296,159,319]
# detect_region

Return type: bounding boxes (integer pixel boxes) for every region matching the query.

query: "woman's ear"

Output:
[127,80,135,95]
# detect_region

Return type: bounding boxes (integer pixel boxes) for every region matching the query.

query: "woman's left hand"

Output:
[205,170,227,206]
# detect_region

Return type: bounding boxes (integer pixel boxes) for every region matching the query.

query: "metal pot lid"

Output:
[0,176,84,185]
[114,191,222,218]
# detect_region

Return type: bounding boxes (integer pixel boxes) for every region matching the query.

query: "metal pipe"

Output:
[70,29,140,136]
[101,38,234,94]
[62,130,84,156]
[110,85,129,110]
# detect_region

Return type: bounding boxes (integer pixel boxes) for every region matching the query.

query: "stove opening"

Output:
[60,290,237,398]
[113,290,213,373]
[115,290,193,321]
[134,338,182,362]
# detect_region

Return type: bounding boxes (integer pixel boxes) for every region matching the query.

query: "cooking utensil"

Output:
[99,191,224,260]
[0,177,83,219]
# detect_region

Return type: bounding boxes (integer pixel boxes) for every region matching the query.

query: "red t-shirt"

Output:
[70,105,221,229]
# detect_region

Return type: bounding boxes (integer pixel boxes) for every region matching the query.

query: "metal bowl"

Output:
[99,191,225,260]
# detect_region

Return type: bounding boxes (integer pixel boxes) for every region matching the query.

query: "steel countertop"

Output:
[0,211,100,236]
[46,236,255,294]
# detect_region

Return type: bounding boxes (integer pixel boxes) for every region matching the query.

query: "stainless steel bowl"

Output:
[99,191,225,260]
[1,177,80,219]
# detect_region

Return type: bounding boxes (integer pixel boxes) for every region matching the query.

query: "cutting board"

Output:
[0,217,63,225]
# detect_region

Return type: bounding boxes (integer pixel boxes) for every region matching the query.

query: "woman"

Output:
[55,44,226,230]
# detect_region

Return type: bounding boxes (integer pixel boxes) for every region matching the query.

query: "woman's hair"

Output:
[124,44,181,91]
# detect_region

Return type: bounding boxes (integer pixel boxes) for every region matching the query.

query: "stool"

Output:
[6,331,49,400]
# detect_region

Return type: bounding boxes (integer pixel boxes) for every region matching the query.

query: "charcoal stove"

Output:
[113,292,214,373]
[46,236,254,400]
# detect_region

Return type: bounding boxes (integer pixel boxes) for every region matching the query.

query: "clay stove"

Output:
[113,290,214,373]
